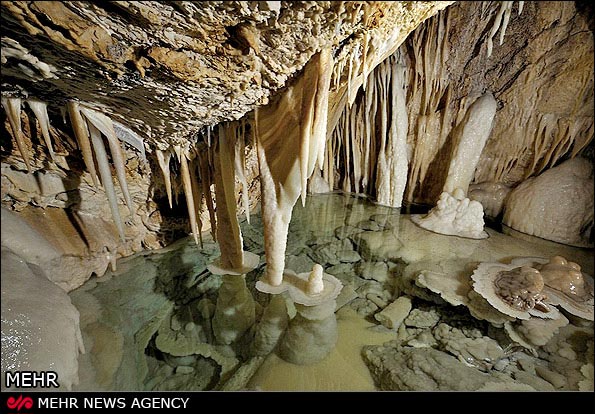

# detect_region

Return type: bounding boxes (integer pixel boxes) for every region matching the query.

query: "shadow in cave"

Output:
[0,111,15,161]
[413,123,459,206]
[47,107,92,250]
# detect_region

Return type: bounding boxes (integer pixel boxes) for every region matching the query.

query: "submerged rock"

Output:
[351,230,403,261]
[362,345,511,391]
[374,296,412,330]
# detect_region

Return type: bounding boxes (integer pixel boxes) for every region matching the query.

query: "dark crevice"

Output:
[29,8,79,46]
[494,63,527,96]
[93,1,155,29]
[575,0,595,32]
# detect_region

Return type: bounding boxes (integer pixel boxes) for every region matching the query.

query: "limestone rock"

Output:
[404,307,441,329]
[356,261,390,283]
[1,249,84,391]
[362,345,507,391]
[351,230,403,261]
[374,296,412,330]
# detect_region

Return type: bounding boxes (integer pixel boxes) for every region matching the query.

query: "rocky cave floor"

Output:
[69,193,594,391]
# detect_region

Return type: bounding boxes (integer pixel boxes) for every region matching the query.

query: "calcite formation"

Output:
[1,1,451,143]
[1,249,84,391]
[471,256,594,322]
[411,188,488,240]
[536,256,595,321]
[503,158,594,247]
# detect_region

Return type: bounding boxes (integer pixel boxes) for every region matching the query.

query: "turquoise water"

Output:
[70,193,594,391]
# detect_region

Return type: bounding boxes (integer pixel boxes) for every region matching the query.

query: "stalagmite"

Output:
[411,188,488,239]
[2,96,32,172]
[81,107,134,215]
[442,92,497,195]
[255,48,333,287]
[175,146,200,246]
[87,122,125,242]
[214,124,244,270]
[155,149,173,209]
[307,264,325,296]
[67,101,99,187]
[26,99,57,162]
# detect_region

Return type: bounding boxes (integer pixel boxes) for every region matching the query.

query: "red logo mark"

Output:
[6,395,34,411]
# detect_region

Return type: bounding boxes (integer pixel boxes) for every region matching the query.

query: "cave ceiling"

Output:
[1,1,451,149]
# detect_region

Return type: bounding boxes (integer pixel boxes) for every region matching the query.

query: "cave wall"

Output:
[331,1,593,206]
[407,0,593,204]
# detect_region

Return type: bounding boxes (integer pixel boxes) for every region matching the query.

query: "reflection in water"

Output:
[70,193,594,391]
[278,301,338,365]
[212,275,255,345]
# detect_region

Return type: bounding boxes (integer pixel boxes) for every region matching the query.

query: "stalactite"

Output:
[475,102,593,185]
[255,48,333,286]
[67,101,99,186]
[197,146,217,241]
[442,92,497,195]
[376,58,389,202]
[173,169,182,207]
[361,72,376,192]
[374,51,410,208]
[300,73,317,205]
[112,121,146,163]
[188,155,204,248]
[404,9,454,203]
[175,145,200,246]
[88,122,125,242]
[214,123,244,270]
[389,55,410,208]
[81,107,134,215]
[498,1,513,46]
[2,97,32,172]
[26,99,57,163]
[155,148,174,209]
[330,43,410,208]
[486,1,515,58]
[298,47,333,206]
[234,121,250,224]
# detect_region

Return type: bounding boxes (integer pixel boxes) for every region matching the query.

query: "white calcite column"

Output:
[443,92,497,195]
[255,49,333,287]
